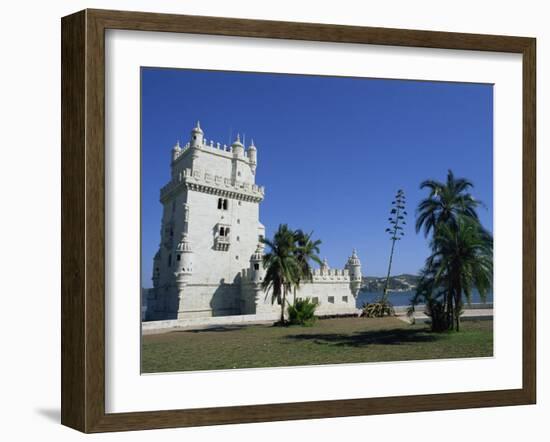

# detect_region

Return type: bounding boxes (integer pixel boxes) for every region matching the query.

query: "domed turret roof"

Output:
[248,138,257,150]
[172,140,181,151]
[191,121,203,134]
[347,249,361,266]
[232,133,244,147]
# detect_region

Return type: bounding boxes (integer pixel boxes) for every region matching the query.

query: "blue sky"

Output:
[141,68,493,287]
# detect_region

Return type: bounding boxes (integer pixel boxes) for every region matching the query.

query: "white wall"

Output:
[0,0,547,441]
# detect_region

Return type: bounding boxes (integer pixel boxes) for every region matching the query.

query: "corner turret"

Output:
[232,133,244,158]
[248,139,257,174]
[172,140,182,162]
[249,243,265,284]
[346,249,362,297]
[152,249,161,288]
[190,121,204,148]
[320,257,330,275]
[174,233,193,293]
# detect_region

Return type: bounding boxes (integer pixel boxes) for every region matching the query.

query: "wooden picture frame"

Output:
[61,8,536,433]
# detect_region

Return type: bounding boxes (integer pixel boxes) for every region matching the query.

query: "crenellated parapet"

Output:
[312,267,351,282]
[171,127,257,164]
[172,139,241,162]
[161,167,265,203]
[163,122,263,203]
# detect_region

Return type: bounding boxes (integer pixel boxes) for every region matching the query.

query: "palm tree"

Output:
[261,224,301,325]
[425,217,493,331]
[410,265,452,331]
[292,230,322,304]
[416,169,481,238]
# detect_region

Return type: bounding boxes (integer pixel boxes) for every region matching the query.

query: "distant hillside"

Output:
[361,274,419,293]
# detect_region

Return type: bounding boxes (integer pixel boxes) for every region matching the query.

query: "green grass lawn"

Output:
[141,317,493,373]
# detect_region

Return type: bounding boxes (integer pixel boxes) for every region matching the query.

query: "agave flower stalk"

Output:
[382,189,407,302]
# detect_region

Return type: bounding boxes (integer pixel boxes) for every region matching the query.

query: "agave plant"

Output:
[361,300,395,318]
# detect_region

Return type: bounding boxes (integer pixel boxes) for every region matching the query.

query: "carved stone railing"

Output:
[161,167,265,203]
[214,235,230,251]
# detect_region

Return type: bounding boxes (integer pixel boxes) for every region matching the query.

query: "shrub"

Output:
[287,298,318,326]
[361,300,395,318]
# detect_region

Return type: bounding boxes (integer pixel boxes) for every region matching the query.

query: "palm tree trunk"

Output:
[280,286,286,325]
[446,288,454,331]
[455,284,462,332]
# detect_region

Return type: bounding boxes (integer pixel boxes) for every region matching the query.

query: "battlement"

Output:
[160,167,265,202]
[312,267,351,282]
[240,266,351,283]
[172,137,255,164]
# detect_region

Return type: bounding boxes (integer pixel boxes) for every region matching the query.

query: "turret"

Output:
[152,249,161,288]
[346,249,362,297]
[190,121,204,148]
[320,257,330,275]
[231,133,244,158]
[248,139,257,174]
[249,243,265,284]
[174,233,193,295]
[172,140,182,162]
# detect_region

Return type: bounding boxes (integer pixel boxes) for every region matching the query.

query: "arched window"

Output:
[223,199,228,210]
[219,227,225,236]
[217,198,222,209]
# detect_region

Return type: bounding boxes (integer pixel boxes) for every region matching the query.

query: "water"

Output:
[356,290,493,308]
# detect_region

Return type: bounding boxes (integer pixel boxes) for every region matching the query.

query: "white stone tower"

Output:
[150,122,265,319]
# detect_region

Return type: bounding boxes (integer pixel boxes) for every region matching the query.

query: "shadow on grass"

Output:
[285,327,439,348]
[173,324,262,334]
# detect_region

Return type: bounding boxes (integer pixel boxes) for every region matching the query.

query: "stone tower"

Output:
[149,122,265,319]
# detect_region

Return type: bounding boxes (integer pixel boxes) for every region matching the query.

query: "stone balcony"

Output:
[214,235,231,251]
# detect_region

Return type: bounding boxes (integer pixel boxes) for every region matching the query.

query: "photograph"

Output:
[140,67,494,373]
